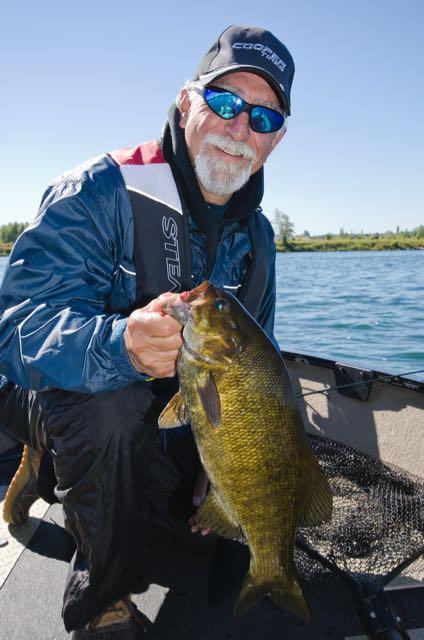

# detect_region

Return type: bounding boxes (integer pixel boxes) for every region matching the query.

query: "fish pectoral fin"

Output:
[158,391,189,429]
[194,489,241,539]
[196,372,221,427]
[235,570,310,622]
[297,454,333,526]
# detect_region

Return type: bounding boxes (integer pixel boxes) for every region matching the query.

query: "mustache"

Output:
[202,134,257,161]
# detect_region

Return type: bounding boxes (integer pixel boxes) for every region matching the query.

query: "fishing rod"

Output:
[296,368,424,399]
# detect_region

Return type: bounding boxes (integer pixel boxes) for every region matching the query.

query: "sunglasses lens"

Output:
[250,106,285,133]
[204,88,243,119]
[204,87,285,133]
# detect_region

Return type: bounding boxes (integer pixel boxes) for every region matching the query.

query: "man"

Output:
[0,25,294,638]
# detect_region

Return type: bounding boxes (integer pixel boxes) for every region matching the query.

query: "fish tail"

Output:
[269,575,310,623]
[234,570,310,623]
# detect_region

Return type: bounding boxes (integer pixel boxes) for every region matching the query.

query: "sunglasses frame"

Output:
[202,85,286,134]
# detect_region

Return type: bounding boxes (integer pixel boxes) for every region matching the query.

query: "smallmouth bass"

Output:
[159,281,332,620]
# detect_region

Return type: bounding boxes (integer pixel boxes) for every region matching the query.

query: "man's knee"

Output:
[0,383,42,447]
[42,382,159,449]
[88,383,159,445]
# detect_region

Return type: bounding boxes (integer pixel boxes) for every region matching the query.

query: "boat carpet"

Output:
[0,503,423,639]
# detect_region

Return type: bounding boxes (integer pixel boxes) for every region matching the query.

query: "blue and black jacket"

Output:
[0,105,277,393]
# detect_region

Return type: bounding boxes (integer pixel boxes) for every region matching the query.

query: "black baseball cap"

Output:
[194,25,295,115]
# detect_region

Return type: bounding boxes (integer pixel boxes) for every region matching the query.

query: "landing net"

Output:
[298,435,424,586]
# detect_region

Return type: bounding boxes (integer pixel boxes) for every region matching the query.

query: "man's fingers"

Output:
[157,291,181,302]
[192,525,212,536]
[188,515,211,536]
[128,309,182,338]
[128,335,182,357]
[189,467,212,535]
[193,468,209,507]
[128,354,177,378]
[136,348,180,368]
[125,292,184,378]
[145,291,179,313]
[144,333,183,351]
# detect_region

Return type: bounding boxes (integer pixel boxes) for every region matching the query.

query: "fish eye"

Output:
[215,299,229,312]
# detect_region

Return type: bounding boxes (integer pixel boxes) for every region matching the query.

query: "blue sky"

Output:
[1,0,423,235]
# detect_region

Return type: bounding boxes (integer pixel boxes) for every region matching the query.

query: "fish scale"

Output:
[159,281,333,620]
[191,346,302,572]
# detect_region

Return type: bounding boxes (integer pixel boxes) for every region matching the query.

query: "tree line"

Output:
[0,222,29,244]
[272,210,424,242]
[1,217,423,248]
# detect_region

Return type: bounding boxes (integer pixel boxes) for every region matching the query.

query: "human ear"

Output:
[178,89,191,130]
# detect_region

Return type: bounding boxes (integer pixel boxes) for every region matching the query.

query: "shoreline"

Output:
[276,246,424,252]
[1,241,423,257]
[276,239,424,252]
[0,244,13,257]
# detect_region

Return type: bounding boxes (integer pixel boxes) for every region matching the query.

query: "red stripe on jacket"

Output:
[109,141,165,166]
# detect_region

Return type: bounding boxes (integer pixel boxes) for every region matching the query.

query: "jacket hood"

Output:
[161,104,264,231]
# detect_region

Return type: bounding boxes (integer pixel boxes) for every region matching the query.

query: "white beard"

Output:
[194,134,256,197]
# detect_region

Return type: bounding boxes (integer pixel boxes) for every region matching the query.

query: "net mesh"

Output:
[297,435,424,586]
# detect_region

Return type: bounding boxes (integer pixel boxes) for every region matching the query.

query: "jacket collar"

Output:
[161,104,264,232]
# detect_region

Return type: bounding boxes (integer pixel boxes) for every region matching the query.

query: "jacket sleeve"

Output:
[0,171,145,393]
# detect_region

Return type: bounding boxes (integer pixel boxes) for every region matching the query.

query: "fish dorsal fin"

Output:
[297,451,333,526]
[158,390,189,429]
[197,372,221,427]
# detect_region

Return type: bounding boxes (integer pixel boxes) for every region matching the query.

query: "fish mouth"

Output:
[162,282,240,366]
[180,281,212,302]
[161,282,214,323]
[161,296,191,324]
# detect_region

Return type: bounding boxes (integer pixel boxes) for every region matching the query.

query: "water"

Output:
[274,250,424,381]
[0,251,423,381]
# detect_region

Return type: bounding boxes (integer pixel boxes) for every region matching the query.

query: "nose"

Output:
[224,111,250,142]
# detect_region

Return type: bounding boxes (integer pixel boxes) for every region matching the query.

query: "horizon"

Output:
[1,219,422,239]
[1,1,423,235]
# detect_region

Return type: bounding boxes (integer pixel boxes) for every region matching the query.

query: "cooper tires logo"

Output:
[232,42,287,72]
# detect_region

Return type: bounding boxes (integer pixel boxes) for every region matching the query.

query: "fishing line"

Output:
[295,368,424,399]
[143,368,424,400]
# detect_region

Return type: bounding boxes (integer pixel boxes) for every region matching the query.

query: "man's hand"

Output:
[192,467,209,508]
[190,467,212,536]
[124,292,183,378]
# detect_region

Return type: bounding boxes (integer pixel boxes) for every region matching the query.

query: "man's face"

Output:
[179,71,286,204]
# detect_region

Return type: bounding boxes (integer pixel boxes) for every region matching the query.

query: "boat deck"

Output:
[1,355,423,639]
[1,495,423,639]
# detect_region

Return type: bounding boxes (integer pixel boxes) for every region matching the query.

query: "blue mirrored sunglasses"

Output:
[203,86,286,134]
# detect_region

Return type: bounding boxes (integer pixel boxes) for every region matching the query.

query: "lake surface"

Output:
[274,250,423,381]
[0,251,423,381]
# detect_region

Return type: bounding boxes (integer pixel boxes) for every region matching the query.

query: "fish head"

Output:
[162,281,243,367]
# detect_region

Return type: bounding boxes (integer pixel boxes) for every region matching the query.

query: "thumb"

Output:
[193,467,209,507]
[147,291,180,314]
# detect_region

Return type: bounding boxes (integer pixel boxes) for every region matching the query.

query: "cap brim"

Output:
[196,64,290,115]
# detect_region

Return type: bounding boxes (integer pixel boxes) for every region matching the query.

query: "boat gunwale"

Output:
[281,349,424,394]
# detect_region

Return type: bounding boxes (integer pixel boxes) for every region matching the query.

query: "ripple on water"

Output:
[275,250,424,380]
[0,253,423,381]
